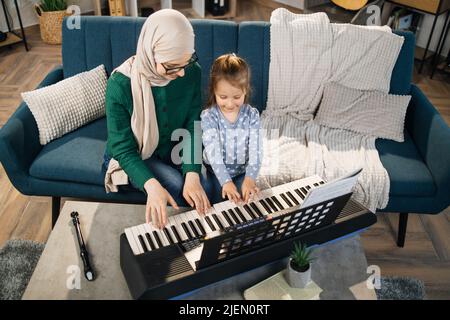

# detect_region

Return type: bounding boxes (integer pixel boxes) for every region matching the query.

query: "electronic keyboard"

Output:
[120,175,376,299]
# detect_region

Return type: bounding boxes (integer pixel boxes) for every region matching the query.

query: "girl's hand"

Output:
[241,176,260,203]
[183,172,211,215]
[144,178,179,229]
[222,181,241,204]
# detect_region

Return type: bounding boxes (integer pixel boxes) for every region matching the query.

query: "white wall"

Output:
[0,0,96,33]
[416,13,450,58]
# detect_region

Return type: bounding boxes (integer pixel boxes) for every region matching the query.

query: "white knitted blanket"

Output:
[257,9,404,211]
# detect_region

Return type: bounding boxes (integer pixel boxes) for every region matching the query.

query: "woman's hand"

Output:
[183,172,211,215]
[222,181,241,204]
[241,176,259,203]
[144,178,179,229]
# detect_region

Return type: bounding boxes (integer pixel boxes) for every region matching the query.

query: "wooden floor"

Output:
[0,0,449,299]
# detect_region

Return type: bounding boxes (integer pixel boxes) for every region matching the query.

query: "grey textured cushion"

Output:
[315,82,411,142]
[21,65,107,145]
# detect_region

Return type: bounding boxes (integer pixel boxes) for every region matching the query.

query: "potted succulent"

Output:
[286,242,315,288]
[34,0,68,44]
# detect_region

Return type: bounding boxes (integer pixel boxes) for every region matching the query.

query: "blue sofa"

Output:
[0,17,449,247]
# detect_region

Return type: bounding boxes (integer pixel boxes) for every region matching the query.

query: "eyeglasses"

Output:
[161,52,198,75]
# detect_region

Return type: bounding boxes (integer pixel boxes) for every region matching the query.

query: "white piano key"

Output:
[178,212,196,238]
[172,215,188,241]
[148,222,170,247]
[137,224,152,251]
[205,211,220,231]
[186,211,203,236]
[163,216,179,243]
[125,228,141,255]
[214,204,231,228]
[143,223,159,249]
[236,203,253,221]
[130,226,144,254]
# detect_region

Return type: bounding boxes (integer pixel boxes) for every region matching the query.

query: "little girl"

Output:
[201,53,262,204]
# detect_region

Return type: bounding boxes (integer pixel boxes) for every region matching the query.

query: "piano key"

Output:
[265,197,278,211]
[212,213,225,230]
[206,212,221,231]
[294,188,305,200]
[137,235,148,252]
[170,225,183,243]
[152,231,164,247]
[143,223,160,249]
[227,208,242,224]
[250,202,264,217]
[181,222,194,239]
[221,210,235,226]
[153,224,170,247]
[179,213,196,239]
[243,204,257,219]
[250,198,270,216]
[300,187,308,196]
[205,215,216,232]
[186,212,202,237]
[280,193,293,207]
[188,220,201,237]
[306,185,311,190]
[271,196,285,210]
[145,233,157,250]
[219,202,238,220]
[137,225,152,251]
[174,215,189,241]
[236,206,252,221]
[195,219,207,235]
[163,227,175,244]
[286,191,300,205]
[125,228,141,255]
[259,199,272,214]
[130,227,145,254]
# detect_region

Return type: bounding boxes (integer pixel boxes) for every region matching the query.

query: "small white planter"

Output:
[286,259,311,288]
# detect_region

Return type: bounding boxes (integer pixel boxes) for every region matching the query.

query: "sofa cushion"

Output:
[377,130,436,197]
[29,117,107,186]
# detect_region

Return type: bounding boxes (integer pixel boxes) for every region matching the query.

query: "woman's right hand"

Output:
[222,181,241,204]
[144,178,179,229]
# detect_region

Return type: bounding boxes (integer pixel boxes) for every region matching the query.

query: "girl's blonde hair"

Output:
[206,53,251,108]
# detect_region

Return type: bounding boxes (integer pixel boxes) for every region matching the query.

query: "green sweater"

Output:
[105,63,202,191]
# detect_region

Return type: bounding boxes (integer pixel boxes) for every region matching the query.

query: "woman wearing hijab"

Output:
[103,9,213,229]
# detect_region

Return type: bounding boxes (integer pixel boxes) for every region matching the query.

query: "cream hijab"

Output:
[105,9,195,192]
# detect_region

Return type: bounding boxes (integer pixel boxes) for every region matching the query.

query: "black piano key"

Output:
[271,196,285,210]
[294,188,305,200]
[145,233,156,250]
[205,216,216,231]
[286,191,300,205]
[212,214,224,230]
[170,226,182,243]
[313,183,319,187]
[138,235,149,252]
[188,220,200,238]
[222,211,234,226]
[279,193,293,207]
[300,187,308,196]
[259,199,272,214]
[235,207,247,222]
[265,197,278,212]
[181,222,194,240]
[243,204,257,219]
[163,227,175,244]
[228,209,241,224]
[195,219,207,235]
[152,231,164,247]
[250,202,264,217]
[320,181,325,185]
[306,185,311,190]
